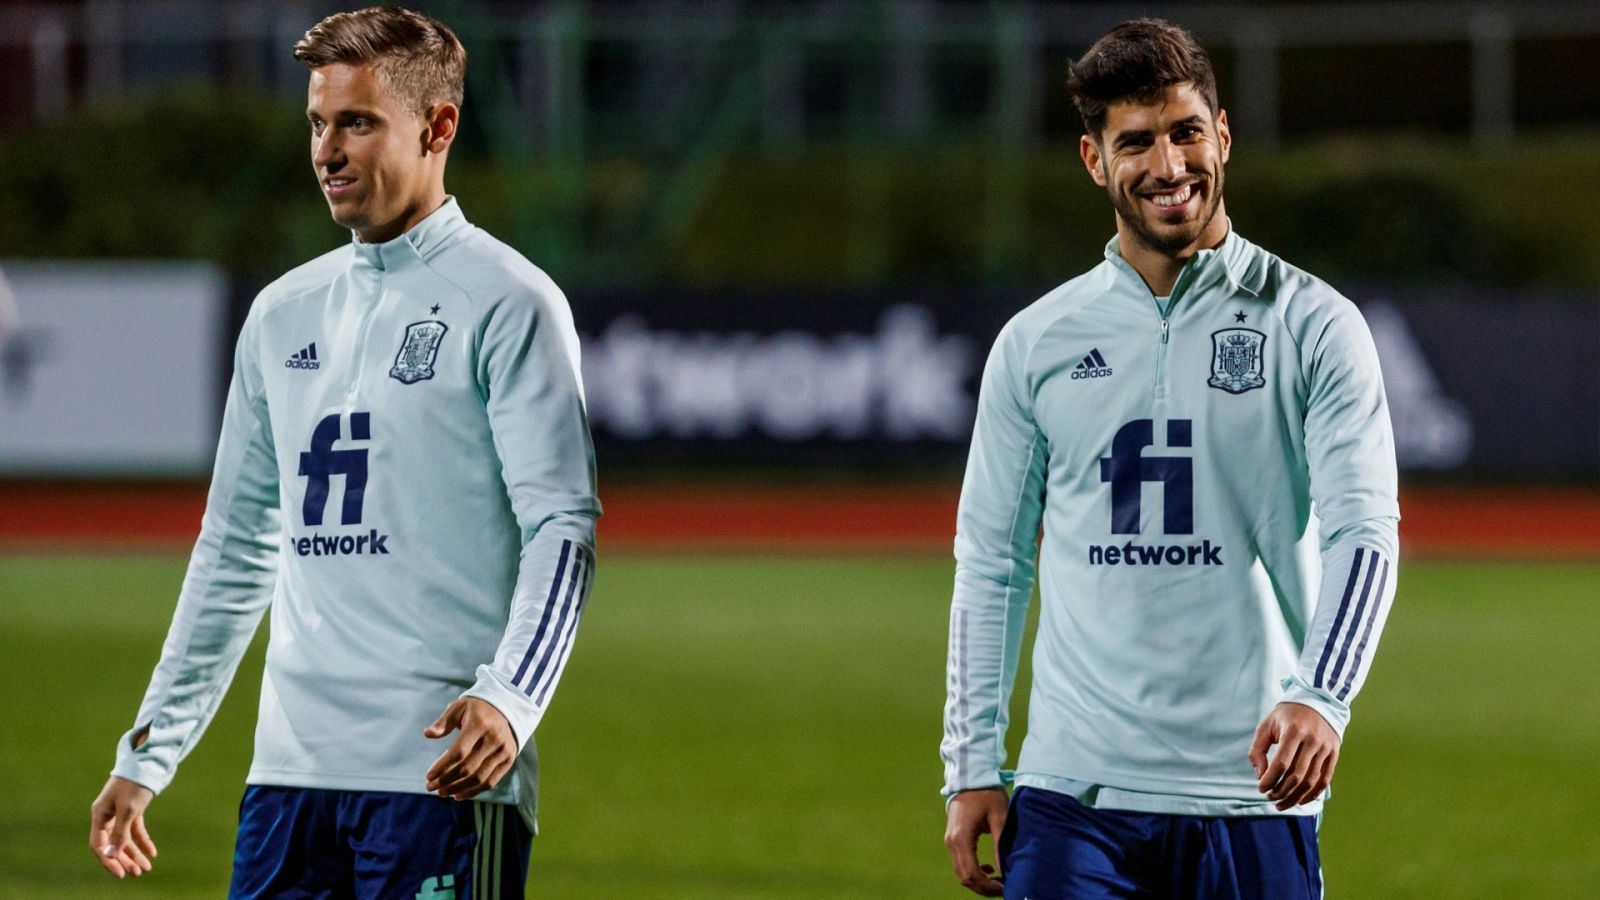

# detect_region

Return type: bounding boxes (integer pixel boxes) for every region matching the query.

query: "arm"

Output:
[1251,299,1400,809]
[92,308,281,875]
[424,282,600,800]
[942,325,1046,896]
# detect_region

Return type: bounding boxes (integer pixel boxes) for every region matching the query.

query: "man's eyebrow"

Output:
[1110,115,1206,147]
[1111,128,1152,148]
[305,108,384,121]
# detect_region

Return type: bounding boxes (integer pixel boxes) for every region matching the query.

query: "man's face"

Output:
[307,63,434,242]
[1081,83,1230,256]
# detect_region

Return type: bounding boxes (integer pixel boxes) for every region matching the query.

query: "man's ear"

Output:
[424,103,459,155]
[1079,133,1108,187]
[1216,108,1231,164]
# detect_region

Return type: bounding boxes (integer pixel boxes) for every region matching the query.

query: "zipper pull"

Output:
[1161,319,1170,343]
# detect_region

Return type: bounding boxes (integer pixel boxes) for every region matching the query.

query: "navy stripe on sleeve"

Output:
[533,551,593,707]
[1314,548,1366,689]
[524,548,585,697]
[511,539,572,688]
[1327,551,1381,690]
[1338,557,1391,701]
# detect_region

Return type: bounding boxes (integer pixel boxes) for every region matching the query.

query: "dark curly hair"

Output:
[1067,18,1218,140]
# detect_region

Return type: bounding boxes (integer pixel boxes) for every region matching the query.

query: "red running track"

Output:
[1,481,1597,558]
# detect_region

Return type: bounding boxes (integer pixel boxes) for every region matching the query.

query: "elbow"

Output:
[1320,514,1399,555]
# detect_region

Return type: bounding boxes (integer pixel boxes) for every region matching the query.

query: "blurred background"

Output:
[1,0,1597,897]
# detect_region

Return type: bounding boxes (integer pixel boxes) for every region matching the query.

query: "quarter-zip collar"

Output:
[350,196,472,273]
[1101,221,1266,313]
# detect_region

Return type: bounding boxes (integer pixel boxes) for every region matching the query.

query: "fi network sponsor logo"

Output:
[293,529,390,557]
[295,412,391,557]
[1089,540,1222,566]
[1090,418,1223,567]
[1071,348,1113,379]
[286,342,321,370]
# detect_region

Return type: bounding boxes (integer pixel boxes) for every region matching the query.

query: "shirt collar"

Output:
[1102,221,1266,301]
[350,196,470,272]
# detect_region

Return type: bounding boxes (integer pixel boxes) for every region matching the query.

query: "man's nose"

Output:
[313,132,341,169]
[1150,138,1186,182]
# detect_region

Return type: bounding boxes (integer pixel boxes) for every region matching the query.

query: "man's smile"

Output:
[1141,181,1200,215]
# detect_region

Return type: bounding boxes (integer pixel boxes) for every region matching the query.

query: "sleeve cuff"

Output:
[1280,679,1351,740]
[941,765,1014,804]
[462,665,540,752]
[110,727,173,795]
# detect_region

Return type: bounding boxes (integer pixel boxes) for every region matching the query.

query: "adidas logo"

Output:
[285,342,321,371]
[1071,348,1113,379]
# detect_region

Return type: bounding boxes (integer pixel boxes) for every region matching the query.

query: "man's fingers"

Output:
[435,743,506,798]
[98,854,127,878]
[1247,718,1275,779]
[91,820,126,878]
[986,806,1007,873]
[425,749,461,790]
[104,810,136,863]
[944,792,1006,897]
[132,815,159,860]
[1257,735,1296,794]
[88,810,112,858]
[452,755,517,801]
[425,732,477,786]
[427,732,485,793]
[1268,736,1316,802]
[1257,750,1290,793]
[1271,745,1321,808]
[434,766,486,798]
[960,865,1005,896]
[90,816,124,871]
[423,700,464,739]
[943,819,981,882]
[485,757,515,792]
[121,841,153,875]
[1292,748,1338,809]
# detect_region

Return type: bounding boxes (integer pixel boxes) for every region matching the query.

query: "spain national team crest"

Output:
[1208,328,1266,394]
[389,320,448,384]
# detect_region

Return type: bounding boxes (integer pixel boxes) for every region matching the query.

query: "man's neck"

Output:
[1115,206,1229,297]
[356,189,449,245]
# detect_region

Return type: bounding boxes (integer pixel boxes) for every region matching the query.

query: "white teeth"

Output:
[1151,184,1193,207]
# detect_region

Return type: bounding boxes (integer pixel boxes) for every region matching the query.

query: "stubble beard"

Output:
[1109,168,1225,256]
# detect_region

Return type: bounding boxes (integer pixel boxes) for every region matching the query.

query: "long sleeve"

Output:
[1281,301,1401,738]
[461,280,600,750]
[111,309,281,793]
[941,324,1047,799]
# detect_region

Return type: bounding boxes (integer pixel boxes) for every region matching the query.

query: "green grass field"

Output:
[2,554,1597,898]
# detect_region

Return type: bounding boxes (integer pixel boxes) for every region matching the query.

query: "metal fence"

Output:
[5,1,1600,152]
[5,1,1598,283]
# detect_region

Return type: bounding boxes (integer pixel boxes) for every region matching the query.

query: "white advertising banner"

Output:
[0,261,225,475]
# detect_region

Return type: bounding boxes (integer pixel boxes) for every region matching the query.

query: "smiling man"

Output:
[88,8,598,897]
[941,19,1399,899]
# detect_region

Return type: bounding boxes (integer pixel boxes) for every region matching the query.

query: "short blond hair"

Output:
[293,6,466,114]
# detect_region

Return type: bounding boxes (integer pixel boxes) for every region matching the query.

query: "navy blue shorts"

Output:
[999,786,1322,900]
[229,785,531,899]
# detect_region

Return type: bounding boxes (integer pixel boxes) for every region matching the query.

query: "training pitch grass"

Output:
[1,555,1596,898]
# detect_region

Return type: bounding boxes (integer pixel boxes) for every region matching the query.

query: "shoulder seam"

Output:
[1018,282,1108,386]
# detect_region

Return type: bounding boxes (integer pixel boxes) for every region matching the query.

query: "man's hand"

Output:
[89,776,157,878]
[423,697,517,801]
[944,788,1008,896]
[1249,702,1341,811]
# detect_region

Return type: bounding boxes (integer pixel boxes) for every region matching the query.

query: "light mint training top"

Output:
[942,228,1399,816]
[113,199,599,830]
